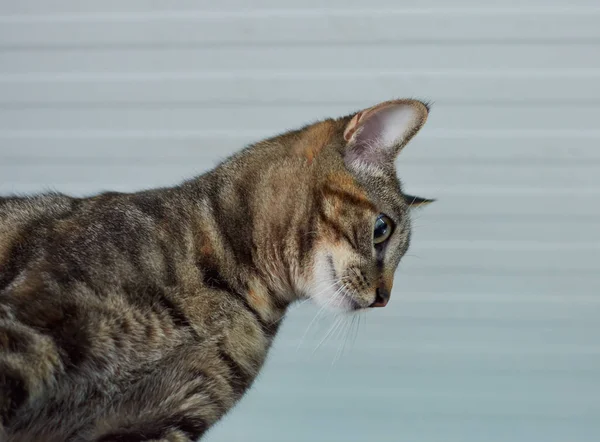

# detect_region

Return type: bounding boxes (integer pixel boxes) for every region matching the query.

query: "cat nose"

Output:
[370,287,390,308]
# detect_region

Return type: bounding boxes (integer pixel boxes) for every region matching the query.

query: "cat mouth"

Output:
[326,254,362,310]
[332,281,362,311]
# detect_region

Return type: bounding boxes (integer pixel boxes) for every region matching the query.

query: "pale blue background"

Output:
[1,1,599,441]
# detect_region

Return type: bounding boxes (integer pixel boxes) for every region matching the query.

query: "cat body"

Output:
[0,99,431,441]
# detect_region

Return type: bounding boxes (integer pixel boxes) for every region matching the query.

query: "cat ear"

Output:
[343,99,429,166]
[403,194,435,208]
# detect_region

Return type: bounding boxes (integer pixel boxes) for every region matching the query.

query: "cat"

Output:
[0,98,433,441]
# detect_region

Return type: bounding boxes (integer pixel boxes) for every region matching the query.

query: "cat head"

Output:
[293,99,433,312]
[213,98,432,314]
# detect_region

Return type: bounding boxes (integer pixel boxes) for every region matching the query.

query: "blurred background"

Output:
[1,1,600,441]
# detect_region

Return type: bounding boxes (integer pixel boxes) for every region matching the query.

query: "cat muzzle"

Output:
[370,287,390,308]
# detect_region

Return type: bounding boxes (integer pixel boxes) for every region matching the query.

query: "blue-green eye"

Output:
[373,214,394,245]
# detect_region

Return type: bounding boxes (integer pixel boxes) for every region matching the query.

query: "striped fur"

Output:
[0,99,431,441]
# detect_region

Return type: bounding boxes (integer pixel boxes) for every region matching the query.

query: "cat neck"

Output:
[181,172,303,325]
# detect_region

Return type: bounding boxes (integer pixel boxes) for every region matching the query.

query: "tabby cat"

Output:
[0,99,432,441]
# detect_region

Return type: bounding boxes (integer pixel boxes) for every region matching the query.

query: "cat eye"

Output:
[373,214,394,245]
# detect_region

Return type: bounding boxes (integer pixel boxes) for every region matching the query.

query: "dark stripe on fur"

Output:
[0,325,33,354]
[207,180,255,270]
[317,206,357,249]
[297,204,317,264]
[158,241,179,286]
[229,289,278,337]
[185,381,227,416]
[0,369,28,424]
[217,345,252,396]
[149,286,194,330]
[12,290,90,371]
[38,303,90,369]
[201,267,277,337]
[0,216,50,293]
[95,414,208,442]
[200,266,236,295]
[176,415,209,439]
[130,192,168,221]
[322,185,377,212]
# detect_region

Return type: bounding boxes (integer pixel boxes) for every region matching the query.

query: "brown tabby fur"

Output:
[0,99,432,441]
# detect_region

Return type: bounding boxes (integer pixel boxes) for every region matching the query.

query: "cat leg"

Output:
[93,420,207,442]
[0,318,64,426]
[89,344,239,442]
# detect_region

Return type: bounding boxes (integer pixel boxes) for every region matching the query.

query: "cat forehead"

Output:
[321,168,407,220]
[292,119,339,164]
[322,172,376,210]
[285,117,409,216]
[348,166,409,216]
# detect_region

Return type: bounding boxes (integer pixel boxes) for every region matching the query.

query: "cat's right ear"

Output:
[342,99,429,168]
[404,194,435,208]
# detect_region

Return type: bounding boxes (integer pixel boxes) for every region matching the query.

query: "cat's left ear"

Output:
[343,99,429,166]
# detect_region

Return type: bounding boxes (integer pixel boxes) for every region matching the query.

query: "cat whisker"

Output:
[352,311,362,348]
[313,315,344,355]
[301,278,349,331]
[334,316,352,365]
[332,317,350,366]
[296,280,340,350]
[312,283,351,355]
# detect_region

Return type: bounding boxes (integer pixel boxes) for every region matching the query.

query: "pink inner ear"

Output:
[344,101,426,165]
[344,102,399,143]
[343,112,363,142]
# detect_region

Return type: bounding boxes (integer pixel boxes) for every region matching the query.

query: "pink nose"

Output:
[370,287,390,308]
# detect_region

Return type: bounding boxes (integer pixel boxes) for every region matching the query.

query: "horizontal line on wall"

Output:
[2,129,600,138]
[3,69,600,82]
[257,386,600,402]
[1,181,596,196]
[417,240,600,251]
[258,390,600,412]
[2,8,600,22]
[272,351,600,371]
[3,39,600,50]
[284,340,600,355]
[287,317,600,332]
[414,213,600,223]
[266,363,600,379]
[406,267,600,277]
[392,292,600,305]
[2,99,600,109]
[3,157,599,167]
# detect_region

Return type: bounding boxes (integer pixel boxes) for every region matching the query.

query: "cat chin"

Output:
[307,253,351,313]
[310,290,357,313]
[308,252,360,313]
